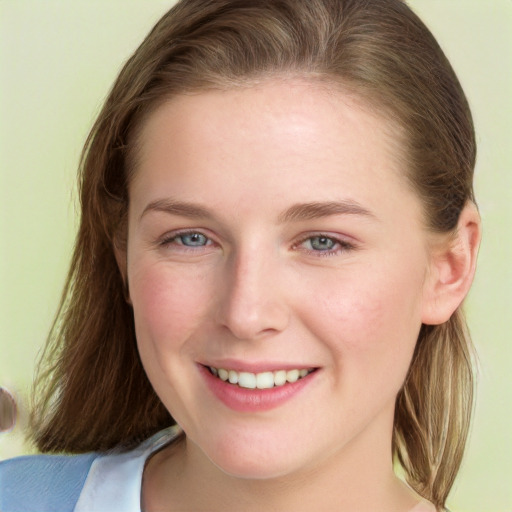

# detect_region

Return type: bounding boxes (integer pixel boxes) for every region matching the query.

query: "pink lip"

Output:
[199,364,318,413]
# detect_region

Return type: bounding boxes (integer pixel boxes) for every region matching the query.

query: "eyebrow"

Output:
[140,198,376,223]
[140,199,214,220]
[277,200,376,223]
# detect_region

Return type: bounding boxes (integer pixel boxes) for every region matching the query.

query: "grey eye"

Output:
[179,233,209,246]
[308,236,336,251]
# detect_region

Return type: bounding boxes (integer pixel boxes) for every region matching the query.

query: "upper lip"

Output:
[199,359,318,373]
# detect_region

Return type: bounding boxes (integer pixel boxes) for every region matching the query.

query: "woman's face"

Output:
[125,80,435,479]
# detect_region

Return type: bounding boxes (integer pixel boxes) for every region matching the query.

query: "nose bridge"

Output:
[217,243,288,340]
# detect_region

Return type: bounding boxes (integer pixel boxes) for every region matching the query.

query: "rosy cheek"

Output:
[130,266,204,347]
[313,277,419,356]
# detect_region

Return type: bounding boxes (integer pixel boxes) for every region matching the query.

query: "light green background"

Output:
[1,1,511,510]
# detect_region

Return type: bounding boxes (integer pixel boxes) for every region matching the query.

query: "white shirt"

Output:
[75,428,177,512]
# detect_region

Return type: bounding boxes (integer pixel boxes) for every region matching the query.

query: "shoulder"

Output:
[0,452,98,512]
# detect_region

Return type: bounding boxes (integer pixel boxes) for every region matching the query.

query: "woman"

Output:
[0,0,480,510]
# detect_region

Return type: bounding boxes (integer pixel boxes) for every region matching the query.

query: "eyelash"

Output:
[158,230,355,257]
[159,230,215,250]
[293,234,355,257]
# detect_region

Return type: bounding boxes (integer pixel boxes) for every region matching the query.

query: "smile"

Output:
[208,366,315,389]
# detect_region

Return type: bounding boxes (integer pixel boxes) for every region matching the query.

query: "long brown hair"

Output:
[31,1,476,508]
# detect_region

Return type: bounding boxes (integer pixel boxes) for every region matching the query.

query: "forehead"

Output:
[129,79,417,222]
[134,79,404,174]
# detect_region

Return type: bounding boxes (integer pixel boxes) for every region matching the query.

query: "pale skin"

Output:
[117,79,480,511]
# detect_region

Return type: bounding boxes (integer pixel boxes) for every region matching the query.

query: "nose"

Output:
[216,248,290,341]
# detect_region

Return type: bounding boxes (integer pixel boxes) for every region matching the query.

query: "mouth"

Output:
[206,366,316,390]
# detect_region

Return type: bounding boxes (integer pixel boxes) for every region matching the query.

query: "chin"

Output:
[212,455,300,481]
[197,429,308,481]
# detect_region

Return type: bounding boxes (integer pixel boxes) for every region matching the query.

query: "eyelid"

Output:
[157,228,218,249]
[292,232,357,256]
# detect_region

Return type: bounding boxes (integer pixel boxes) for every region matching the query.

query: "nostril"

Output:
[0,387,17,432]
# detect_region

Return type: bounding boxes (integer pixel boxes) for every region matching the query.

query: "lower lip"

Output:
[199,365,317,412]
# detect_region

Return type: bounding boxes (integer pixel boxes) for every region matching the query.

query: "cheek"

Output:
[129,261,214,351]
[301,263,425,372]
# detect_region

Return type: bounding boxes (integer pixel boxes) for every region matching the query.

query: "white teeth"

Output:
[274,370,287,386]
[256,371,274,389]
[238,372,256,389]
[209,366,313,388]
[286,369,299,383]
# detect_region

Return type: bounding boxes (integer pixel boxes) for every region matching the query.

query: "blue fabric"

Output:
[0,453,97,512]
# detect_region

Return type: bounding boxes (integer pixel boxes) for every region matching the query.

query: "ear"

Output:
[421,202,481,325]
[113,238,132,305]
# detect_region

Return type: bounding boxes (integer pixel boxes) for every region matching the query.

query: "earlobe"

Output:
[421,202,481,325]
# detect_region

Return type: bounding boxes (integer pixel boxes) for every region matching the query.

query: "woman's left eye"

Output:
[306,236,337,251]
[296,235,353,255]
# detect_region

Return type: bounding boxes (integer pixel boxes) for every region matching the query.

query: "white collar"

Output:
[75,427,178,512]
